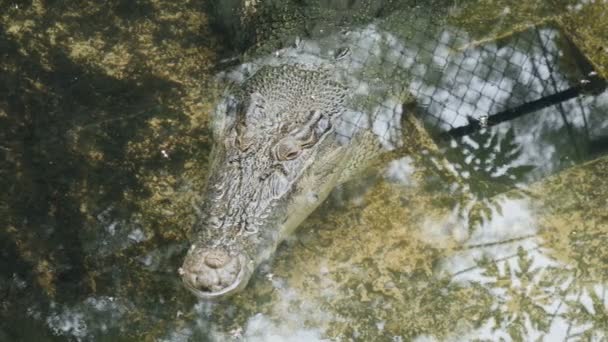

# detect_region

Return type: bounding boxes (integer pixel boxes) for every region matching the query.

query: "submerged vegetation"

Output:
[0,0,607,340]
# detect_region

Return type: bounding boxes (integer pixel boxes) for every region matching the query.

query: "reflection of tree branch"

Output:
[565,291,583,339]
[445,128,536,233]
[545,268,581,328]
[450,246,541,277]
[456,233,538,251]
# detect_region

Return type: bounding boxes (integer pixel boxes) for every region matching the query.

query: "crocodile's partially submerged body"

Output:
[179,9,603,299]
[179,24,414,298]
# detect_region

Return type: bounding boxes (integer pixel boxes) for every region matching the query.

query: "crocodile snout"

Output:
[179,246,253,299]
[203,249,231,268]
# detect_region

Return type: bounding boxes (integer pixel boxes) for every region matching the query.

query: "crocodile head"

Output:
[180,65,349,299]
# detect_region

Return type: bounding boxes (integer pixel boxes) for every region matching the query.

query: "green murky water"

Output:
[1,1,607,341]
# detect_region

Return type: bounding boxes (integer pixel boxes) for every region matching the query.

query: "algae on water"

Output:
[1,0,608,340]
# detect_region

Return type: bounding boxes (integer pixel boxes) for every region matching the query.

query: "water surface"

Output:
[1,1,607,341]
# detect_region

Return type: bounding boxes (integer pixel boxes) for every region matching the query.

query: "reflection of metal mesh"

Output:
[225,20,605,146]
[331,22,606,144]
[396,24,606,138]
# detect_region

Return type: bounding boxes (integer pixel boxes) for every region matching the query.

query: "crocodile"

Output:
[178,65,394,298]
[178,25,412,299]
[178,10,592,299]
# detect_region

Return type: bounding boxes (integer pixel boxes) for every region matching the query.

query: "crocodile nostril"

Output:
[204,249,231,268]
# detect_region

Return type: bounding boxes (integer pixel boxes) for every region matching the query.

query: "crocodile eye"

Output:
[299,130,317,149]
[275,139,301,161]
[285,150,300,160]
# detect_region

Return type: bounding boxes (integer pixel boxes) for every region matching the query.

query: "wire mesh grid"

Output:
[412,27,578,128]
[225,17,605,147]
[325,20,604,142]
[402,24,602,137]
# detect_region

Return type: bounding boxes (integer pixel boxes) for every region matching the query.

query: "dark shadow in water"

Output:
[0,16,182,338]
